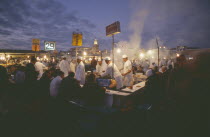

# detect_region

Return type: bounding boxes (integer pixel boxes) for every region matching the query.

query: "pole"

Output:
[76,47,77,59]
[112,35,114,79]
[156,38,159,67]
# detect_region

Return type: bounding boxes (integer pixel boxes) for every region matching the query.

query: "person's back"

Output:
[25,63,38,82]
[39,70,53,97]
[14,66,25,84]
[59,72,81,100]
[35,61,46,80]
[82,74,105,106]
[50,71,64,98]
[144,71,162,109]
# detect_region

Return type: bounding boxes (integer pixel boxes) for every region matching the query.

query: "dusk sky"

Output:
[0,0,210,51]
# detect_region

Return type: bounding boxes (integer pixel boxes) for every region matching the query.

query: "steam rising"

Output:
[129,10,148,49]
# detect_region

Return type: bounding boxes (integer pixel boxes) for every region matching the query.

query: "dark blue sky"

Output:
[0,0,210,50]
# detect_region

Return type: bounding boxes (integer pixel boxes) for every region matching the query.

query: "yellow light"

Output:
[89,58,92,61]
[7,55,10,58]
[83,52,87,56]
[152,56,154,59]
[176,53,180,57]
[0,56,5,60]
[44,55,46,59]
[27,56,30,58]
[117,48,121,53]
[140,53,145,58]
[148,50,152,54]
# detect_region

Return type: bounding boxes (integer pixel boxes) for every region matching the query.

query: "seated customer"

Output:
[58,72,81,101]
[39,70,53,97]
[82,74,105,106]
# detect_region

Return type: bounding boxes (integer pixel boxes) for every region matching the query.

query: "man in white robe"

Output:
[101,57,123,89]
[59,57,69,77]
[69,59,76,73]
[96,58,105,75]
[75,57,86,85]
[121,55,134,87]
[34,61,46,80]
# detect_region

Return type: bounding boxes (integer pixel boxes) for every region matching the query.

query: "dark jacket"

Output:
[59,76,81,100]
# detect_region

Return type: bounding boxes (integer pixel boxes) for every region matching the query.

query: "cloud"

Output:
[0,0,98,50]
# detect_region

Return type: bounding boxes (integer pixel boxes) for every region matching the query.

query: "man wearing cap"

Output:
[59,57,69,77]
[75,57,85,85]
[69,59,76,73]
[122,55,134,87]
[101,57,123,89]
[96,58,104,75]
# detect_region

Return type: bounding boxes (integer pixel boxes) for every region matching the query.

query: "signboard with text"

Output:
[72,33,83,46]
[44,41,56,51]
[32,39,40,51]
[106,21,121,37]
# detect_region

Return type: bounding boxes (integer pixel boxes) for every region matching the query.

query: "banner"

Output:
[32,39,40,51]
[106,21,121,37]
[72,33,83,46]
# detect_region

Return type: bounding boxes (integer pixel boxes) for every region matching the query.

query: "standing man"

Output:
[122,55,134,87]
[91,56,97,70]
[101,57,123,89]
[69,59,76,73]
[32,58,46,80]
[59,57,69,77]
[96,58,105,75]
[75,57,85,85]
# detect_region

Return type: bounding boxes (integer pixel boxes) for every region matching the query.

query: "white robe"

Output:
[75,61,85,85]
[50,76,62,97]
[59,60,69,77]
[123,60,133,86]
[69,62,76,73]
[102,63,123,89]
[34,62,46,80]
[96,63,104,75]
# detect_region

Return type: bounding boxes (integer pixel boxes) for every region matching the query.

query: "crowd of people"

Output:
[0,52,209,137]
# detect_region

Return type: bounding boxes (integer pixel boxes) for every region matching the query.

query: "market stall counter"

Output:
[105,81,146,108]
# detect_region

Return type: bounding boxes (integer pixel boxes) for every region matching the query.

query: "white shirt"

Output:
[75,61,85,85]
[69,62,76,73]
[123,60,132,76]
[59,60,69,77]
[102,62,123,89]
[34,62,46,80]
[123,60,133,86]
[96,63,104,75]
[50,76,62,97]
[102,63,121,79]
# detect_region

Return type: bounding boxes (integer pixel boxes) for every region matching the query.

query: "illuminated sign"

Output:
[72,33,83,46]
[32,39,40,51]
[106,21,121,37]
[45,41,56,50]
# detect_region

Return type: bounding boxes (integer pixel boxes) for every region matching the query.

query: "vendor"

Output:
[75,56,85,85]
[121,55,134,87]
[101,57,123,90]
[96,58,105,75]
